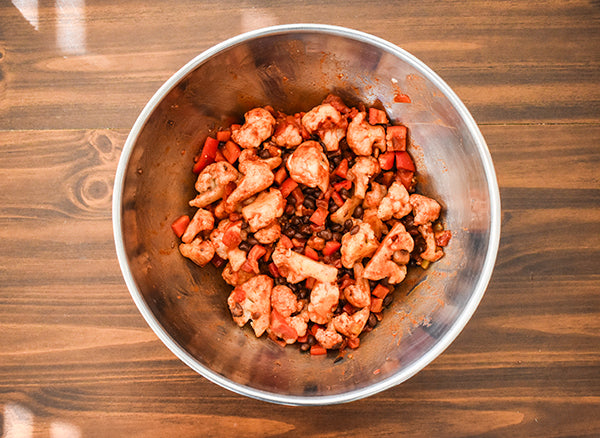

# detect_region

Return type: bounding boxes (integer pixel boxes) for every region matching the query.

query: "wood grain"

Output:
[1,0,599,436]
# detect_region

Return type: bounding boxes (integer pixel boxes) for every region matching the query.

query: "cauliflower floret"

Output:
[346,111,386,156]
[301,103,348,152]
[224,159,274,212]
[410,194,441,225]
[227,247,247,272]
[181,208,214,243]
[189,161,238,208]
[362,207,387,239]
[363,182,387,210]
[227,275,273,337]
[286,140,330,193]
[363,222,414,284]
[269,309,299,344]
[272,115,303,148]
[378,181,412,221]
[231,107,276,149]
[348,156,381,199]
[209,219,246,260]
[179,238,215,267]
[271,285,303,318]
[418,223,444,262]
[343,263,371,308]
[288,309,309,338]
[333,307,370,339]
[272,244,338,284]
[254,222,281,244]
[330,196,362,224]
[308,282,339,325]
[340,221,379,269]
[241,188,284,232]
[314,322,343,349]
[222,262,255,286]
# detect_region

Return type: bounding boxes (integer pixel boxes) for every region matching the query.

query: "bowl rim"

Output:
[112,23,501,406]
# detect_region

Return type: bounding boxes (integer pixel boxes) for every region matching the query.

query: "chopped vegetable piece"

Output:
[370,297,383,313]
[279,235,293,249]
[279,178,299,198]
[309,207,329,226]
[221,140,241,164]
[395,151,415,172]
[396,169,414,190]
[192,136,219,173]
[310,344,327,355]
[435,230,452,247]
[368,107,388,125]
[216,130,231,142]
[386,125,407,151]
[214,149,227,162]
[171,215,190,238]
[372,284,390,299]
[268,262,280,277]
[243,244,267,274]
[304,246,319,261]
[297,334,308,343]
[322,240,341,256]
[331,191,344,207]
[333,180,352,191]
[274,166,288,185]
[290,187,304,205]
[334,158,349,178]
[347,337,360,349]
[378,151,396,171]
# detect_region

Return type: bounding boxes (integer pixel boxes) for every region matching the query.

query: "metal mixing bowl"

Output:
[112,24,501,405]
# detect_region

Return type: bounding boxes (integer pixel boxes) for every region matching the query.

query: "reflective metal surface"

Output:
[112,24,501,405]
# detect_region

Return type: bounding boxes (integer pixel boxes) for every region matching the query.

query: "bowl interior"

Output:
[115,26,498,404]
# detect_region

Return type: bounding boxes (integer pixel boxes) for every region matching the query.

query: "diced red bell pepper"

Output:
[370,297,383,313]
[322,240,341,256]
[232,286,246,303]
[216,130,231,142]
[192,136,219,173]
[290,187,304,206]
[171,215,190,238]
[309,324,321,337]
[395,151,415,172]
[386,125,407,151]
[347,337,360,349]
[435,230,452,247]
[279,178,298,198]
[342,303,356,315]
[214,149,227,162]
[243,244,266,274]
[274,166,288,186]
[372,284,390,299]
[331,191,344,207]
[230,123,241,131]
[333,180,352,191]
[378,151,396,171]
[270,309,298,342]
[310,344,327,355]
[297,334,308,343]
[291,237,306,249]
[368,107,388,125]
[381,171,395,187]
[222,222,242,249]
[305,277,316,290]
[339,275,355,291]
[333,158,349,178]
[279,235,293,249]
[268,262,280,278]
[395,169,414,190]
[304,246,319,261]
[221,140,241,164]
[309,207,328,227]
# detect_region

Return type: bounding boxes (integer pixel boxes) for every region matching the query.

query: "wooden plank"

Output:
[0,1,598,129]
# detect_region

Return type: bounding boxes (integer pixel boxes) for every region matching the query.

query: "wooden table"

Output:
[1,1,598,436]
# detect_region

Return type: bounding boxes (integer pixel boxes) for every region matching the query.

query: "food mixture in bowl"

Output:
[170,94,451,355]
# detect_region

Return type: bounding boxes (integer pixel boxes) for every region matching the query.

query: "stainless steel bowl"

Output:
[112,24,501,405]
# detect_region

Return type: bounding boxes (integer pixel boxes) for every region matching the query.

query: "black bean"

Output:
[291,216,302,227]
[284,204,295,215]
[368,313,378,327]
[303,197,316,210]
[329,203,339,213]
[352,206,363,218]
[258,148,271,159]
[300,224,312,235]
[350,225,360,235]
[284,227,296,238]
[301,215,310,224]
[241,221,250,230]
[238,241,251,252]
[246,235,259,246]
[307,335,317,346]
[383,294,394,307]
[332,232,342,241]
[294,232,305,240]
[287,196,296,205]
[339,188,351,199]
[344,219,354,231]
[231,302,243,317]
[331,223,343,232]
[317,229,333,240]
[275,277,287,285]
[300,343,311,352]
[297,288,308,300]
[332,154,342,166]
